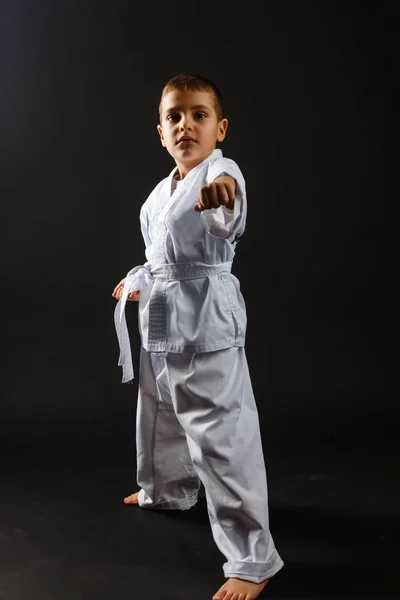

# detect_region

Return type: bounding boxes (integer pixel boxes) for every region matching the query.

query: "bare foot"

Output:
[212,577,269,600]
[123,492,140,505]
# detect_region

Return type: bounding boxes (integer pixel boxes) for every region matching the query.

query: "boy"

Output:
[112,73,284,600]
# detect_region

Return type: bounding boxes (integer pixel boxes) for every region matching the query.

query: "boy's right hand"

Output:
[112,279,141,301]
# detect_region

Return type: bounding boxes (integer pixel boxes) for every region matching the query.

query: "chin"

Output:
[175,149,202,161]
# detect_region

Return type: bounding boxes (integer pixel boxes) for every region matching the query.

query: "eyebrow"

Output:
[163,104,211,115]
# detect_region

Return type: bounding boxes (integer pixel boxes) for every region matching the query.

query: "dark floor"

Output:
[0,421,398,600]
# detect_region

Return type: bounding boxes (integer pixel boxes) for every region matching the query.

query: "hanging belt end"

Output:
[121,369,135,384]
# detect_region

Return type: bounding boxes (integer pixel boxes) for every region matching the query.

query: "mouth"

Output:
[177,136,196,144]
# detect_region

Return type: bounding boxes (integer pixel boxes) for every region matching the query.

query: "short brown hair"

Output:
[159,72,224,122]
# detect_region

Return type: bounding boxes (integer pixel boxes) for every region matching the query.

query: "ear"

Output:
[157,124,166,147]
[217,118,228,143]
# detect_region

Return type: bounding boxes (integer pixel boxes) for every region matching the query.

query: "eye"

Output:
[167,114,180,122]
[194,113,206,119]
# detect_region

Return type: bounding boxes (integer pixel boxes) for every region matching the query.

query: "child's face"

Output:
[157,89,228,178]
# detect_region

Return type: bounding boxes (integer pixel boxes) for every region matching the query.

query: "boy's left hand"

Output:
[194,175,236,212]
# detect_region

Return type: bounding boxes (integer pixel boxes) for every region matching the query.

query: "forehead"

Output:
[161,89,216,115]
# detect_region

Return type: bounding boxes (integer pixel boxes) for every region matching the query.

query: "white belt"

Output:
[114,261,232,383]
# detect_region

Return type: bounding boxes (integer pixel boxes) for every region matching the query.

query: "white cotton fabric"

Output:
[113,148,284,582]
[114,149,248,382]
[136,345,284,583]
[138,148,247,353]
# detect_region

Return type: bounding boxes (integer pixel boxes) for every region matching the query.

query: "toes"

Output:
[212,587,227,600]
[123,494,136,504]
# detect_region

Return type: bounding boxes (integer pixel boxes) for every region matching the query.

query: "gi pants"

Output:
[136,345,284,583]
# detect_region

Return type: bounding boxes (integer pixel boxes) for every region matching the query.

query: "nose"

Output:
[179,115,192,131]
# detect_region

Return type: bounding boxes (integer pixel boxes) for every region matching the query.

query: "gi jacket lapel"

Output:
[159,149,223,222]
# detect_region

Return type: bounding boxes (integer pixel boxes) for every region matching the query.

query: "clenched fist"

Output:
[112,279,140,301]
[194,175,236,212]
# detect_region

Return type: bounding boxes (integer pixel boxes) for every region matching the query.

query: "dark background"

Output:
[0,1,395,597]
[1,0,389,442]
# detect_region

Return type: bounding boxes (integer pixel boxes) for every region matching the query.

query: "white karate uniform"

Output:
[114,149,284,582]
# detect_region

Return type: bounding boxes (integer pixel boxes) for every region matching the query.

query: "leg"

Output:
[165,347,284,586]
[135,346,201,510]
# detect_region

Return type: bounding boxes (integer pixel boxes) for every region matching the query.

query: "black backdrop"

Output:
[1,1,390,475]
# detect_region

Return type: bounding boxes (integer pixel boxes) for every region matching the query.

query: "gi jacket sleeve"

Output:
[201,157,246,240]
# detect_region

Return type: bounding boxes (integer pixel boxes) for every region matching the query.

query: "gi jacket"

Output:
[115,149,248,382]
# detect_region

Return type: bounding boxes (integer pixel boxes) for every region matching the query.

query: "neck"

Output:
[174,149,217,180]
[174,160,200,180]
